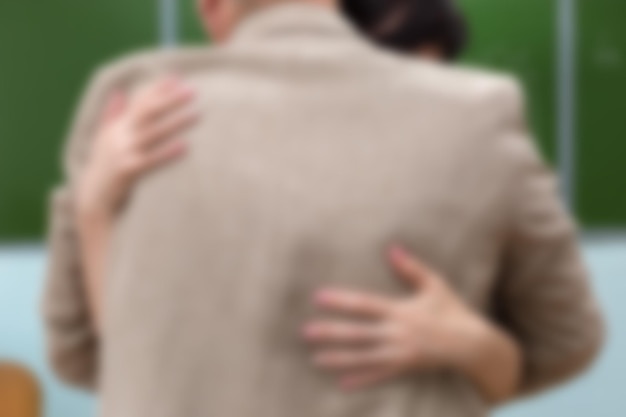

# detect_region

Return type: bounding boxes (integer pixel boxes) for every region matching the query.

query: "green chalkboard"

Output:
[1,1,623,239]
[0,2,158,240]
[460,0,557,162]
[180,0,207,44]
[576,0,626,226]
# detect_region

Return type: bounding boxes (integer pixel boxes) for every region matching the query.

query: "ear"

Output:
[198,0,216,17]
[197,0,238,42]
[197,0,217,37]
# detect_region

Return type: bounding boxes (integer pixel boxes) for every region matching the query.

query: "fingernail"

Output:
[339,379,357,392]
[389,244,406,261]
[314,289,333,304]
[180,82,195,93]
[175,84,195,99]
[162,74,180,87]
[302,324,317,338]
[316,353,337,367]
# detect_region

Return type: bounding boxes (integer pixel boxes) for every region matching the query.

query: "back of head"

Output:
[341,0,468,60]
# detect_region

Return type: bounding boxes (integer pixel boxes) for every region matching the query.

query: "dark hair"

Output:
[341,0,469,60]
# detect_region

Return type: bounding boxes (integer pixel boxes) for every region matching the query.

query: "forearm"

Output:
[76,207,114,335]
[458,318,523,405]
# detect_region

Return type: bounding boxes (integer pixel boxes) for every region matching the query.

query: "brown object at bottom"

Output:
[0,362,41,417]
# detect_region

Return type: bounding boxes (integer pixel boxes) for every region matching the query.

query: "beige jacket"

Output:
[43,4,604,417]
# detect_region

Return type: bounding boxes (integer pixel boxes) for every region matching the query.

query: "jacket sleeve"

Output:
[43,186,98,389]
[42,64,131,390]
[492,81,605,396]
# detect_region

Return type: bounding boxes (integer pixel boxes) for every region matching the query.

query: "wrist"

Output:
[75,199,114,236]
[75,181,115,221]
[76,202,111,225]
[74,169,117,222]
[451,312,494,374]
[456,314,522,403]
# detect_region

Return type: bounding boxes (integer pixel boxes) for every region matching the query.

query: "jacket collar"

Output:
[230,3,359,46]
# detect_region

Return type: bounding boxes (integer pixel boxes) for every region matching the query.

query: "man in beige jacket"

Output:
[43,0,604,416]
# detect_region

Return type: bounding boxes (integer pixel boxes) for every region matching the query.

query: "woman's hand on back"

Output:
[304,245,522,404]
[76,76,199,221]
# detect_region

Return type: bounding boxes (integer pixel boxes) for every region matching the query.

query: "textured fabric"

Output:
[43,3,604,417]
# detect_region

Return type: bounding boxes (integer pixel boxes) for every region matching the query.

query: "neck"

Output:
[243,0,337,15]
[270,0,336,6]
[209,0,338,44]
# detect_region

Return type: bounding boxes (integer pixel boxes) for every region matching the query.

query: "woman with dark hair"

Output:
[342,0,468,60]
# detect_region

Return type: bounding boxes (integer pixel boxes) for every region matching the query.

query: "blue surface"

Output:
[0,237,624,417]
[496,235,626,417]
[0,246,94,417]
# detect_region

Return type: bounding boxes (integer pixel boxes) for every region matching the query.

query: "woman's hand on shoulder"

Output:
[76,75,199,221]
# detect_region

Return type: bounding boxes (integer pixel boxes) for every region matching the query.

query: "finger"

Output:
[138,108,199,148]
[100,91,127,125]
[339,367,399,391]
[312,347,393,371]
[135,81,196,127]
[314,289,392,318]
[388,245,434,289]
[139,139,188,172]
[154,74,183,93]
[303,321,387,345]
[133,74,179,106]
